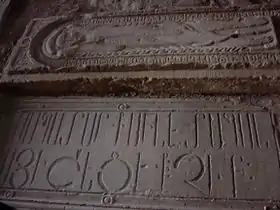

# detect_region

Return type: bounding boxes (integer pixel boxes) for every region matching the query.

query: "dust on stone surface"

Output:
[0,0,87,71]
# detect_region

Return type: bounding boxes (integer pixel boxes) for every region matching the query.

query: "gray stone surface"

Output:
[88,0,279,13]
[0,97,280,209]
[4,7,280,83]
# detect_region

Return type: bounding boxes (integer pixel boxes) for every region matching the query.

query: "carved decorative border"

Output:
[88,3,280,17]
[8,97,278,110]
[5,9,280,75]
[0,188,279,210]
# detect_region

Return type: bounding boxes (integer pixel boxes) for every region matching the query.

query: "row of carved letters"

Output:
[0,148,266,198]
[12,111,274,149]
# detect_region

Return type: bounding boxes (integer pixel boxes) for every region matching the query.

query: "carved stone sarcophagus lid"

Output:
[3,0,280,85]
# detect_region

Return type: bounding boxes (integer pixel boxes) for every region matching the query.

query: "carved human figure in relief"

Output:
[42,17,276,58]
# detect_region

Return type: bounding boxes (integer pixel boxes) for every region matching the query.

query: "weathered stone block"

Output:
[3,2,280,95]
[0,97,280,209]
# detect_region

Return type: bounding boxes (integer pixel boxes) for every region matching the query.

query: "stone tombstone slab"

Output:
[0,97,280,209]
[4,2,280,81]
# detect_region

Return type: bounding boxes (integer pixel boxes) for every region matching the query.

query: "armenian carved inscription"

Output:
[5,11,280,73]
[1,109,280,201]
